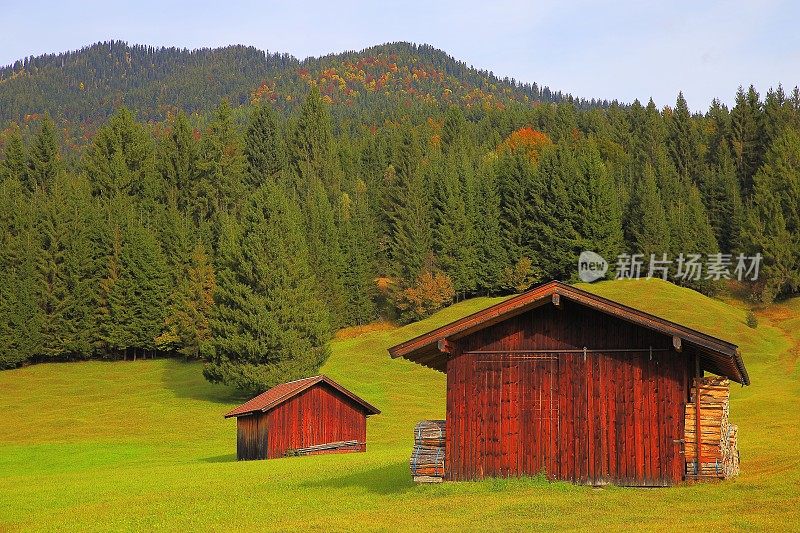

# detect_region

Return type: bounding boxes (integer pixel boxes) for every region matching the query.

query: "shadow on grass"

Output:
[201,453,238,463]
[160,359,250,405]
[301,460,415,495]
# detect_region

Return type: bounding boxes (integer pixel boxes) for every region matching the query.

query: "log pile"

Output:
[411,420,446,482]
[684,377,740,479]
[286,440,362,456]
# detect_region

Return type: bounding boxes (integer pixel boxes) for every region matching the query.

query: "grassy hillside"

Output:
[1,279,798,531]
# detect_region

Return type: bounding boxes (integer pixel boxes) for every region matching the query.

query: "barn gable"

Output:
[389,281,749,385]
[224,375,381,418]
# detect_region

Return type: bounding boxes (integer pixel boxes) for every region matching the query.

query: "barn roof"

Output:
[224,375,381,418]
[388,280,749,385]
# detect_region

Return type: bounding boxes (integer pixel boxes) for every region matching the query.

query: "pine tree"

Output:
[205,184,331,393]
[244,100,285,188]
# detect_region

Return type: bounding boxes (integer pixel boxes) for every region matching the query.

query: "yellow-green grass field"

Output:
[1,279,798,531]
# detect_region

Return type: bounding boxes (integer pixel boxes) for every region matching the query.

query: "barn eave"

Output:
[388,280,749,386]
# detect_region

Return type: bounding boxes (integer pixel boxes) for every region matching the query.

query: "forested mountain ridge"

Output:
[1,41,799,395]
[0,40,601,131]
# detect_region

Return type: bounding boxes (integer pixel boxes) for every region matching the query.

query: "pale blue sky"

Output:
[1,0,798,110]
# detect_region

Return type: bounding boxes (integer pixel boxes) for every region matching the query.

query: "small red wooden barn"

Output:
[224,375,380,460]
[389,281,749,486]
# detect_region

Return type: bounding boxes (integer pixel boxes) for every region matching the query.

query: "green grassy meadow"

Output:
[1,279,798,531]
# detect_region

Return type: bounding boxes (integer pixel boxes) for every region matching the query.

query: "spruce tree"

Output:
[433,150,473,296]
[475,163,506,293]
[82,107,158,199]
[668,92,703,182]
[0,126,28,185]
[496,149,534,264]
[197,100,246,219]
[244,100,284,188]
[156,243,216,359]
[573,138,624,264]
[303,177,347,327]
[526,143,580,279]
[387,132,432,282]
[740,127,800,300]
[205,184,331,393]
[98,206,170,359]
[628,163,671,259]
[36,173,97,359]
[0,177,43,367]
[27,115,62,193]
[339,181,378,324]
[730,86,763,195]
[441,106,468,150]
[742,185,798,303]
[158,111,199,210]
[702,141,744,251]
[289,86,338,195]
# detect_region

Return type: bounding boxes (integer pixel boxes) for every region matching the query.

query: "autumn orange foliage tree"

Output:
[393,270,455,323]
[498,127,553,163]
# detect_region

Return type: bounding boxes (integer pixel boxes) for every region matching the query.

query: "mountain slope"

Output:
[0,41,608,127]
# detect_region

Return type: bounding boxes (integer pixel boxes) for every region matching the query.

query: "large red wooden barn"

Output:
[389,281,749,486]
[225,375,380,460]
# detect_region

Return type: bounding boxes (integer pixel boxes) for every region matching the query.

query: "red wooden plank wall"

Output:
[236,384,367,460]
[445,300,689,485]
[266,384,367,458]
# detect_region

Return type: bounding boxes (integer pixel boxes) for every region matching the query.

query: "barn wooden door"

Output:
[446,350,685,484]
[586,350,686,486]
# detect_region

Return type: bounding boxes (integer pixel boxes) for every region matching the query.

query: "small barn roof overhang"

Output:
[224,375,381,418]
[388,281,749,386]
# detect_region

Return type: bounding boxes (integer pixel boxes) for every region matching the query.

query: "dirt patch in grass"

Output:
[334,321,396,340]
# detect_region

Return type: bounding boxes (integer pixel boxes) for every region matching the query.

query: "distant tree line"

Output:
[1,82,799,393]
[0,41,599,132]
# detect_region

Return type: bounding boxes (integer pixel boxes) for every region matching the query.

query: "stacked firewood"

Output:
[684,377,740,479]
[286,440,361,456]
[410,420,446,482]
